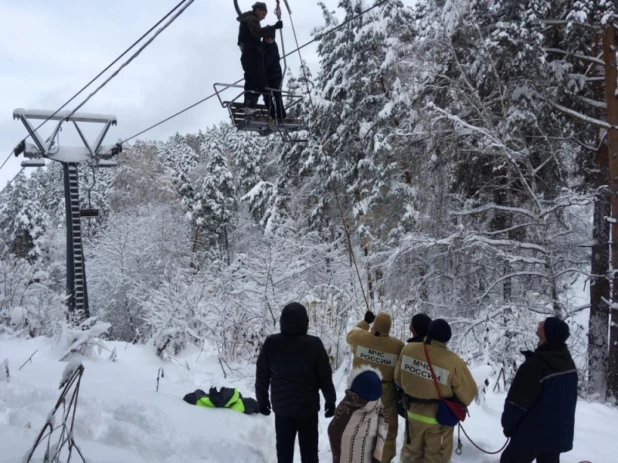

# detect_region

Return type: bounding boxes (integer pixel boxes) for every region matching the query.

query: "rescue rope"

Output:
[285,4,371,312]
[456,424,510,456]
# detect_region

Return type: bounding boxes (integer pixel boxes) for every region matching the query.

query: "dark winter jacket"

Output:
[406,335,425,344]
[263,40,282,81]
[255,304,337,417]
[183,387,259,414]
[237,11,275,50]
[501,345,578,454]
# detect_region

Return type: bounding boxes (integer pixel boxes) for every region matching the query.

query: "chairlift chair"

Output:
[213,83,307,143]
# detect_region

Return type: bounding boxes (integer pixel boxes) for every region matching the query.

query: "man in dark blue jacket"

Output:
[255,302,337,463]
[501,317,578,463]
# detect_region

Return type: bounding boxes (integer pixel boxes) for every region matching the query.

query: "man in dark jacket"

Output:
[263,31,286,121]
[501,317,578,463]
[255,302,337,463]
[237,3,283,115]
[407,313,432,343]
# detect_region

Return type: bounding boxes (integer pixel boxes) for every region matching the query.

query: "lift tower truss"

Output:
[12,108,121,324]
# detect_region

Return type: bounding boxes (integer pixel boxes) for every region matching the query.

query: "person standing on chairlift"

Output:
[237,2,283,118]
[263,30,286,122]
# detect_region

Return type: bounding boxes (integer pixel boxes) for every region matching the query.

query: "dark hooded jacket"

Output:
[501,344,578,456]
[183,387,259,414]
[237,11,275,50]
[255,303,337,417]
[263,37,282,80]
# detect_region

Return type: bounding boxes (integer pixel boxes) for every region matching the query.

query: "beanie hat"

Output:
[411,313,432,338]
[544,317,570,347]
[426,319,452,344]
[349,366,383,401]
[372,312,392,336]
[252,2,267,12]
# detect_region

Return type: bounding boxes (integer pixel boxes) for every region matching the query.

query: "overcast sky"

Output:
[0,0,414,188]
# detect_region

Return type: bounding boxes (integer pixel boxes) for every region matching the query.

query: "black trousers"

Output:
[274,414,319,463]
[267,77,286,120]
[241,49,267,108]
[501,443,560,463]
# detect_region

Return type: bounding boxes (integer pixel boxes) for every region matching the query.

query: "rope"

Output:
[3,0,191,172]
[457,424,510,456]
[286,5,371,311]
[119,0,395,145]
[0,152,12,171]
[276,0,288,91]
[68,0,196,119]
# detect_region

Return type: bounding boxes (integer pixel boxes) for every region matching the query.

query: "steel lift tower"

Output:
[12,109,121,325]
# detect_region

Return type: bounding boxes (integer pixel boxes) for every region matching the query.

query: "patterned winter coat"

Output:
[328,368,388,463]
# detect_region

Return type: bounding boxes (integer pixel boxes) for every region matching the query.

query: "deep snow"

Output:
[1,336,616,463]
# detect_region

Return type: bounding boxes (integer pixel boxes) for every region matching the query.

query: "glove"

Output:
[273,20,283,30]
[259,403,271,416]
[364,311,376,324]
[503,429,512,438]
[325,402,336,418]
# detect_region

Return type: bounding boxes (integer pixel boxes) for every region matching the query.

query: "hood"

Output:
[525,345,576,372]
[280,303,309,335]
[237,11,256,22]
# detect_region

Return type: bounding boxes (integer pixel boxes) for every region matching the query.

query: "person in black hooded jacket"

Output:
[500,317,578,463]
[263,31,286,121]
[255,302,337,463]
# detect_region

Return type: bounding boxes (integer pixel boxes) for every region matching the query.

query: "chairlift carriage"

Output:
[213,83,305,142]
[225,0,308,143]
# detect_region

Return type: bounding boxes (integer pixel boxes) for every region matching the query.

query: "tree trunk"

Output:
[602,24,618,398]
[588,142,610,395]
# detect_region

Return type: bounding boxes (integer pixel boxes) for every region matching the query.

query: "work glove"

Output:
[259,403,271,416]
[273,20,283,30]
[364,311,376,324]
[325,402,336,419]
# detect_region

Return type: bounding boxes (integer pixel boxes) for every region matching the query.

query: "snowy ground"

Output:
[1,336,616,463]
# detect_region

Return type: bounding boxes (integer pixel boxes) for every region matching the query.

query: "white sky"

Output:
[0,0,415,188]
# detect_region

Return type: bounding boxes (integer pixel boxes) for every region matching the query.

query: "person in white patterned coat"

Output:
[328,366,388,463]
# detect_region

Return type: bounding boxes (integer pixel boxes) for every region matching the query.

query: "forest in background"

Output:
[2,0,617,399]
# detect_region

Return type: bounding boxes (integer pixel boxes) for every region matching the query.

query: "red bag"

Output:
[423,343,467,426]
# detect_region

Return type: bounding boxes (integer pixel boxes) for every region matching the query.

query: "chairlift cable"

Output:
[2,0,191,173]
[68,0,196,119]
[120,0,394,145]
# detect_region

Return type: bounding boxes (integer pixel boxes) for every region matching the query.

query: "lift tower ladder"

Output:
[12,108,121,325]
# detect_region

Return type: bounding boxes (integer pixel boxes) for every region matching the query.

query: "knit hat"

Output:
[411,313,432,338]
[544,317,570,347]
[252,2,267,12]
[426,319,452,344]
[349,366,383,401]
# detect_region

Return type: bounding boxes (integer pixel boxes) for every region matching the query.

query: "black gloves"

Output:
[325,402,336,418]
[503,429,512,438]
[273,20,283,30]
[259,403,271,416]
[364,311,376,324]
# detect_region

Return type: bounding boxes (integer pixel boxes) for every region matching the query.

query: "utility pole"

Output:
[12,109,120,325]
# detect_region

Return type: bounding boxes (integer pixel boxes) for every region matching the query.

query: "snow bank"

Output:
[1,337,616,462]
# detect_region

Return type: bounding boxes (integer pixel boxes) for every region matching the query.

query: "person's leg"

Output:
[536,454,560,463]
[423,424,447,463]
[439,426,454,463]
[275,415,298,463]
[399,419,427,463]
[241,51,262,109]
[381,383,399,463]
[499,441,536,463]
[297,414,319,463]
